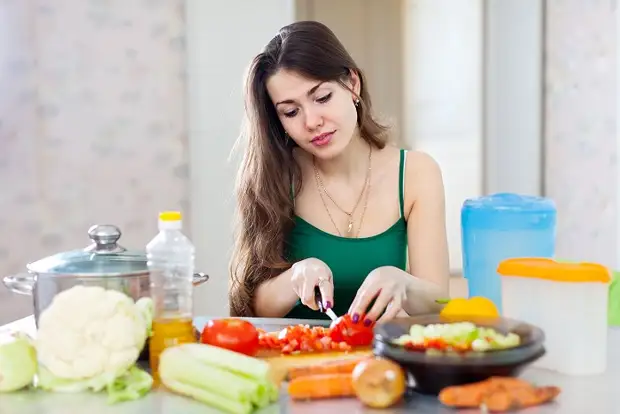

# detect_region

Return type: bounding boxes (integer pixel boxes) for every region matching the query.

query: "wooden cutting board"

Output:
[194,317,375,384]
[259,348,373,385]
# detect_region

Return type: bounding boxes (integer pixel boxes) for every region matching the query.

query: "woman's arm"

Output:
[402,151,451,315]
[253,268,299,317]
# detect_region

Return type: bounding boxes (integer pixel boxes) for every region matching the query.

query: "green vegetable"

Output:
[136,297,155,337]
[37,365,111,393]
[0,332,37,392]
[609,271,620,326]
[177,343,271,380]
[106,366,154,404]
[393,322,520,352]
[159,343,278,414]
[37,364,153,404]
[163,378,253,414]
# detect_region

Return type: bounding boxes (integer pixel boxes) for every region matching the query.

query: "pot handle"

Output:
[2,273,34,296]
[192,272,209,286]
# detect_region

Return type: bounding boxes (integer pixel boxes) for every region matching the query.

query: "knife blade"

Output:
[315,286,338,321]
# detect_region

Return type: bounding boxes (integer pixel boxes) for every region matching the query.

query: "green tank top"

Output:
[284,149,409,320]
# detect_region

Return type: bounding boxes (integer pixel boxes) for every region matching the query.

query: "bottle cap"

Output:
[158,211,182,230]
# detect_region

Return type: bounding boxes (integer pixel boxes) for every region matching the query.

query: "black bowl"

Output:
[373,314,545,395]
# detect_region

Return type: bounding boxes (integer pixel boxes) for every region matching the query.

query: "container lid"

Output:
[497,258,611,283]
[158,210,182,231]
[461,193,557,231]
[462,193,556,213]
[27,224,148,277]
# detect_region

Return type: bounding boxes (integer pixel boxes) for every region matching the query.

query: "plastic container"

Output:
[498,258,611,375]
[147,211,197,383]
[461,193,556,312]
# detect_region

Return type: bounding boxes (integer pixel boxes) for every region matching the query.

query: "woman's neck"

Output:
[313,134,371,183]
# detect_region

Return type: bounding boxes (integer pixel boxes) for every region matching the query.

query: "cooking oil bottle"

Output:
[147,211,197,385]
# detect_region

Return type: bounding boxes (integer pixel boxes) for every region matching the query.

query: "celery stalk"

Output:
[162,377,252,414]
[177,343,270,380]
[266,380,279,403]
[252,380,271,408]
[159,347,263,403]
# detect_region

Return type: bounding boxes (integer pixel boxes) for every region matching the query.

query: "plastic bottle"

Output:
[147,211,197,384]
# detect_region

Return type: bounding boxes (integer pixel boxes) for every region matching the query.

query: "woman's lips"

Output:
[311,132,334,147]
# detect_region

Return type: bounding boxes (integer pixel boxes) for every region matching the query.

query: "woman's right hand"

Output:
[290,258,334,311]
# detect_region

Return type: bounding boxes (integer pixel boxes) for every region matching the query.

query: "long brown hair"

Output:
[229,21,389,317]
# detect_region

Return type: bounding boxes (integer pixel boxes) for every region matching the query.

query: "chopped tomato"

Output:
[424,338,448,351]
[404,342,425,352]
[329,314,375,347]
[200,318,260,356]
[257,323,355,354]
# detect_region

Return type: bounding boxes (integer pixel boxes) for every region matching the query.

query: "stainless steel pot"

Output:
[2,224,209,326]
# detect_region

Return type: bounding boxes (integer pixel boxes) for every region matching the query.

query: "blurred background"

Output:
[0,0,616,323]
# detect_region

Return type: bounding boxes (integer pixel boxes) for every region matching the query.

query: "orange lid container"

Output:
[497,258,611,283]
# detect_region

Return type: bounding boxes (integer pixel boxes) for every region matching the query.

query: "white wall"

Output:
[618,0,620,269]
[402,0,484,272]
[484,0,543,196]
[544,1,617,267]
[185,0,296,316]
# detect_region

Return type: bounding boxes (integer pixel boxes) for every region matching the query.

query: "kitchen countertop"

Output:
[1,316,618,413]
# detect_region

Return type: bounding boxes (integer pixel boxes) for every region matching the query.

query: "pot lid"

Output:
[27,225,148,277]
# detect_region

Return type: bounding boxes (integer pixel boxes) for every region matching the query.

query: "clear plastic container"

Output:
[461,193,556,312]
[147,211,197,383]
[499,258,611,375]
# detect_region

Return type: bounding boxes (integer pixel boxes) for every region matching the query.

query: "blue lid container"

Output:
[461,193,557,312]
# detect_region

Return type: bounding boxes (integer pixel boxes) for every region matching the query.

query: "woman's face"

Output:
[266,69,360,160]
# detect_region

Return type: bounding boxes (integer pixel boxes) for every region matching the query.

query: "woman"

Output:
[229,21,450,324]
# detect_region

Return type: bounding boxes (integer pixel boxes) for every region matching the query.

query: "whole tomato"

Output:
[330,314,374,347]
[200,318,260,356]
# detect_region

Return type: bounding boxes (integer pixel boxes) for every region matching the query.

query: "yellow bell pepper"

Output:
[439,297,500,318]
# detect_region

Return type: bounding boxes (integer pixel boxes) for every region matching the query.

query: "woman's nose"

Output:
[304,108,323,131]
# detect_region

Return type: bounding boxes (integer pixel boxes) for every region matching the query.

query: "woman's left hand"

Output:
[348,266,412,325]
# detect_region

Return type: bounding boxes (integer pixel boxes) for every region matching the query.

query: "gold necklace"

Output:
[313,147,372,237]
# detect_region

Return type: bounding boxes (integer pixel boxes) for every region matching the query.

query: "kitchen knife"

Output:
[315,286,338,321]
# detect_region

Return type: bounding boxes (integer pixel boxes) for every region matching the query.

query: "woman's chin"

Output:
[308,139,350,161]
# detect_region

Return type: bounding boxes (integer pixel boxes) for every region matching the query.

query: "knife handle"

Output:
[314,286,325,312]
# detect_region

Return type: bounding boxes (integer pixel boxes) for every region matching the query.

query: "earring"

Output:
[354,99,360,107]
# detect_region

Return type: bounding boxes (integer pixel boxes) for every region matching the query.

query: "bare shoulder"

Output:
[403,150,445,213]
[406,150,443,178]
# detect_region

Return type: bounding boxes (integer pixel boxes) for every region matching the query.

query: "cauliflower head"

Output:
[36,285,151,380]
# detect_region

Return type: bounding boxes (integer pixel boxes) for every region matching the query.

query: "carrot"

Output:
[439,377,560,411]
[438,377,534,408]
[482,385,561,412]
[287,358,368,380]
[287,373,356,400]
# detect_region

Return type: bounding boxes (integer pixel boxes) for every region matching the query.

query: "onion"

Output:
[352,357,406,408]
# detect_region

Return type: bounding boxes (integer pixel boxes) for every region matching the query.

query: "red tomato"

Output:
[329,314,375,347]
[200,318,259,356]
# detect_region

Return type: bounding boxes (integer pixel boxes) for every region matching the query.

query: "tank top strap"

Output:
[398,149,407,219]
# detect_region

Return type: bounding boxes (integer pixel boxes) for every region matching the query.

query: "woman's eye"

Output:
[283,109,298,118]
[316,93,332,103]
